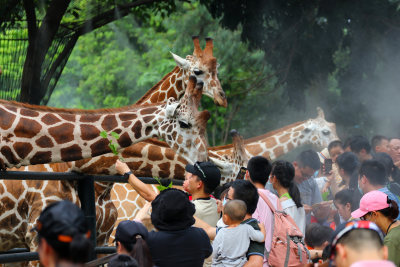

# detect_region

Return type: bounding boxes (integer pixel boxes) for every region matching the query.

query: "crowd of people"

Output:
[33,135,400,267]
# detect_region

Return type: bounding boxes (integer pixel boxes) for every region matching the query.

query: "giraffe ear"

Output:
[166,98,180,118]
[170,52,190,69]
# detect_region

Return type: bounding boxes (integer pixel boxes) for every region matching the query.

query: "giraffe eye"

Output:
[322,130,330,135]
[304,128,311,134]
[194,69,204,76]
[179,121,192,129]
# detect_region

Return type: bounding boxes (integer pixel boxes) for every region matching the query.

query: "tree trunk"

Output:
[20,0,71,104]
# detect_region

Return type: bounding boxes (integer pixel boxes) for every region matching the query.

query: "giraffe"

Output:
[0,76,210,256]
[106,130,248,243]
[0,76,209,169]
[0,163,117,267]
[70,129,248,183]
[103,108,338,238]
[209,107,339,161]
[0,131,247,259]
[0,36,229,260]
[136,36,227,107]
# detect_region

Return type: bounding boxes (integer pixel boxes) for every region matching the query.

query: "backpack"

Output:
[258,191,310,267]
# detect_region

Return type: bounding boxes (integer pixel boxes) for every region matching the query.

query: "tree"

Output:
[0,0,175,104]
[50,2,278,145]
[201,0,400,137]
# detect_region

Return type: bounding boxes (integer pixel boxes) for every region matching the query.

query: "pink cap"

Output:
[351,190,390,218]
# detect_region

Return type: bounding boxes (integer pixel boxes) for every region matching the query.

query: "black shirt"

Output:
[147,226,212,267]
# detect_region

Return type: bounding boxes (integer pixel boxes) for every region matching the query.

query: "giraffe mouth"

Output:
[212,91,228,108]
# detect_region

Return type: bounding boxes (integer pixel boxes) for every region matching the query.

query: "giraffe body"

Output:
[0,163,116,253]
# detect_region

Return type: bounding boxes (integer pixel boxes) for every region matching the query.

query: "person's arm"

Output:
[194,216,217,240]
[247,227,265,243]
[312,179,323,204]
[255,223,266,242]
[323,170,341,197]
[303,204,312,214]
[115,159,157,201]
[243,255,264,267]
[135,202,152,222]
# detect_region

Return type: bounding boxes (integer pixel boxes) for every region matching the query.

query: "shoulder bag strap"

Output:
[258,190,277,213]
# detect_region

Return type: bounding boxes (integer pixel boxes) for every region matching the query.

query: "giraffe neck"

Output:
[135,67,187,104]
[210,120,307,160]
[0,100,164,168]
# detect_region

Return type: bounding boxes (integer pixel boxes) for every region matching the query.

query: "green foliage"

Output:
[154,177,173,191]
[50,1,278,145]
[100,130,124,161]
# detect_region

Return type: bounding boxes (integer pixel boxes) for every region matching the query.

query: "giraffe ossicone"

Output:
[0,75,209,169]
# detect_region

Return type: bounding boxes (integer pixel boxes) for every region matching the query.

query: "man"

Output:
[195,180,266,267]
[329,221,394,267]
[267,150,322,216]
[349,135,373,162]
[183,161,221,227]
[371,135,390,154]
[389,138,400,168]
[358,159,400,219]
[184,161,221,267]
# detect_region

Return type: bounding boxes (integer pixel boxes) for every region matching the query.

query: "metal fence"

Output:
[0,170,183,265]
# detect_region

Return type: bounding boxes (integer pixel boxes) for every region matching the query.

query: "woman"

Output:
[270,160,306,234]
[33,200,92,267]
[114,220,153,267]
[351,190,400,266]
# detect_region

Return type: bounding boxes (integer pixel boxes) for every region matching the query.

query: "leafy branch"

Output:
[154,177,173,192]
[100,130,125,162]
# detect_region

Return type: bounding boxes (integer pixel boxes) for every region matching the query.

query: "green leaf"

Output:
[100,131,108,138]
[109,144,118,155]
[110,131,120,139]
[322,191,330,201]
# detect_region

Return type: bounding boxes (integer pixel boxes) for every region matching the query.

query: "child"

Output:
[212,200,265,267]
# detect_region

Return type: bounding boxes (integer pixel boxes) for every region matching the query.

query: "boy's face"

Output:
[375,139,390,154]
[183,172,200,193]
[329,146,344,163]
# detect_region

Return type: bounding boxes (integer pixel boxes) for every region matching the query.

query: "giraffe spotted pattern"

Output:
[0,76,209,169]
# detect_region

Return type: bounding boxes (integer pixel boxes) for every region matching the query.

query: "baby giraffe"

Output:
[212,200,265,267]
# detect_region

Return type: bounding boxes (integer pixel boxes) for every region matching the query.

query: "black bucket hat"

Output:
[185,161,221,192]
[31,200,90,245]
[115,220,148,243]
[151,188,195,231]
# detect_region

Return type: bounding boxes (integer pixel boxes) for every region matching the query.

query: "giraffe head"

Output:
[158,75,210,162]
[171,36,227,107]
[299,107,339,149]
[209,130,248,184]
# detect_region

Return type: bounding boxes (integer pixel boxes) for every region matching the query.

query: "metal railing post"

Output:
[77,174,97,261]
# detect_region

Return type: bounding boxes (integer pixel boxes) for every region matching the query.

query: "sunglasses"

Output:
[195,162,206,180]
